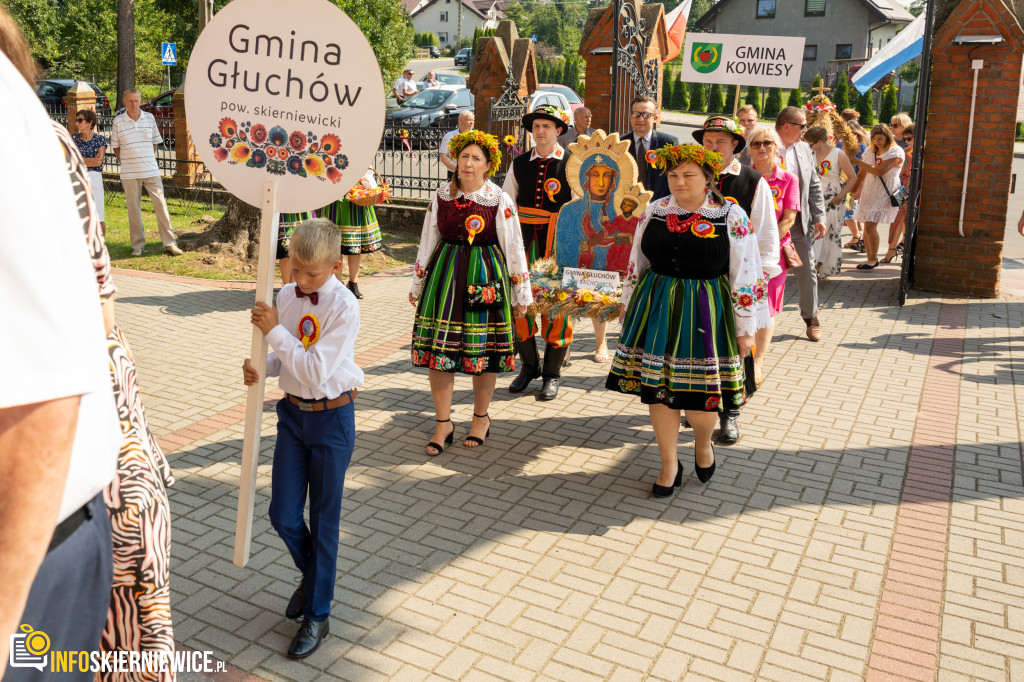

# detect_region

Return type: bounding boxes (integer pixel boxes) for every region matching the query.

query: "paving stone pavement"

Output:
[108,256,1024,682]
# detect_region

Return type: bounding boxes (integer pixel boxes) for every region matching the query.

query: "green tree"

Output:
[764,87,783,118]
[909,0,925,16]
[745,85,760,111]
[550,60,563,88]
[1017,122,1023,140]
[856,89,875,125]
[689,81,706,113]
[672,77,688,111]
[707,83,724,113]
[686,0,713,30]
[880,83,898,125]
[724,84,737,113]
[833,71,851,111]
[663,77,676,111]
[662,64,673,106]
[786,87,803,108]
[503,1,530,36]
[332,0,414,89]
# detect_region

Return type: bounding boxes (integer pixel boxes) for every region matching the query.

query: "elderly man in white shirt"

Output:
[439,110,475,178]
[391,68,418,104]
[110,88,181,256]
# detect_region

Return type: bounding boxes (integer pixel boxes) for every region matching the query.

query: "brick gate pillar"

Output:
[914,0,1024,296]
[65,81,96,137]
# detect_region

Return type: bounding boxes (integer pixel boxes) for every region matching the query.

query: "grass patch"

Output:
[103,189,419,281]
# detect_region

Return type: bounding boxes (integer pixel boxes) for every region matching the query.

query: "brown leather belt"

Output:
[287,391,354,412]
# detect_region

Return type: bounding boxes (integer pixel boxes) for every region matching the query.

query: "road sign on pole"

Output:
[161,42,177,65]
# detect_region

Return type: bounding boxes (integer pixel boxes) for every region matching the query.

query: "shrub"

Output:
[764,88,783,118]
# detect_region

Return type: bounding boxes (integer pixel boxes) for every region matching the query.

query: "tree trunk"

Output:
[179,195,263,259]
[116,0,135,110]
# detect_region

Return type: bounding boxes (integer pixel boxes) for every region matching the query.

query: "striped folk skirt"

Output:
[321,199,382,255]
[412,240,516,375]
[606,270,746,412]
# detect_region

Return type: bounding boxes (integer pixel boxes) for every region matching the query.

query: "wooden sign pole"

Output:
[732,85,742,118]
[234,181,279,567]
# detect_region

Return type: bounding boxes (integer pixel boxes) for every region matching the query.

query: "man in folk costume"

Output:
[694,115,780,444]
[502,105,575,401]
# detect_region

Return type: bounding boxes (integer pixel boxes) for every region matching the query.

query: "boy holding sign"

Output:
[242,219,363,659]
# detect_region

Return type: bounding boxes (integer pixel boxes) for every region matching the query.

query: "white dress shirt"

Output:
[501,144,566,199]
[266,277,364,400]
[780,142,800,175]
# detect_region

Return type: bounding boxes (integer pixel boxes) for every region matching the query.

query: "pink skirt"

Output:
[767,233,790,317]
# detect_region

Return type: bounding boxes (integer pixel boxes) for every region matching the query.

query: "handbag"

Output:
[781,241,803,268]
[466,279,504,311]
[885,182,909,208]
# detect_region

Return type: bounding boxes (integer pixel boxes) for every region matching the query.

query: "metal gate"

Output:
[487,67,530,186]
[608,0,660,135]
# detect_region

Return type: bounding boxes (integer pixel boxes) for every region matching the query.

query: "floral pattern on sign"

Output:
[210,117,349,183]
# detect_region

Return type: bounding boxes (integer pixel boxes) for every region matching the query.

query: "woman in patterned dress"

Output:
[409,131,532,454]
[52,122,176,681]
[73,108,108,236]
[606,144,768,494]
[805,126,856,279]
[320,166,383,299]
[851,124,906,270]
[277,211,317,285]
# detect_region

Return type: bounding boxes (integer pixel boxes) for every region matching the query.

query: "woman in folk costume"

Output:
[410,131,532,454]
[320,166,383,299]
[607,144,768,495]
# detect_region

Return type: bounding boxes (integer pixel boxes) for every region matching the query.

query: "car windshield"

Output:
[436,73,465,85]
[402,89,451,109]
[540,86,582,105]
[459,49,471,55]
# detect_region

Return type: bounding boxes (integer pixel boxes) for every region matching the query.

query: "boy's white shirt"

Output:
[265,277,364,399]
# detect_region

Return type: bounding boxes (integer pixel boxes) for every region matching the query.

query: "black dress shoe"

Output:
[652,459,683,498]
[285,581,306,619]
[695,445,716,484]
[538,377,560,401]
[287,618,329,659]
[717,413,739,445]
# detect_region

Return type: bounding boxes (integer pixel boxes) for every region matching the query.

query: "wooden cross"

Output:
[811,82,831,97]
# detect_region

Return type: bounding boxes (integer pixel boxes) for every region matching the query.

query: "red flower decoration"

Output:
[249,124,267,144]
[705,396,722,410]
[213,147,229,162]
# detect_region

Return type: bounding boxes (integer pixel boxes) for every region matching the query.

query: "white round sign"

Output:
[184,0,384,212]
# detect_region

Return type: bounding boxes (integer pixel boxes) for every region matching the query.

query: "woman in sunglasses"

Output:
[849,124,905,269]
[73,108,107,235]
[881,124,916,263]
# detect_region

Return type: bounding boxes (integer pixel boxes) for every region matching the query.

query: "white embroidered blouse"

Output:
[409,180,533,307]
[621,194,770,339]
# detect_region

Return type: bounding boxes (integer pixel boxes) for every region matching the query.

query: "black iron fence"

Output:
[50,108,454,203]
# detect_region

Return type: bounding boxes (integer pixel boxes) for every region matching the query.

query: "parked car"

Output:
[454,48,472,66]
[36,79,111,116]
[528,90,574,122]
[536,83,585,113]
[383,86,474,148]
[140,87,178,142]
[428,46,442,58]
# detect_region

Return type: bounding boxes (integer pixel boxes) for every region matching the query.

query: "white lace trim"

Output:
[436,180,502,207]
[648,195,731,219]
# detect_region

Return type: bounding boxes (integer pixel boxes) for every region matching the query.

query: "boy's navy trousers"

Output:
[269,394,354,622]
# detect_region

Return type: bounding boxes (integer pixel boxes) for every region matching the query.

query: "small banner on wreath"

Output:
[561,267,619,292]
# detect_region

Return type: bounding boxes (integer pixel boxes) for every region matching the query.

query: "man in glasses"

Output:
[621,95,677,200]
[392,69,417,104]
[775,106,827,342]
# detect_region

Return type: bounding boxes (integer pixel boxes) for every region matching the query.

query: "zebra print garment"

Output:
[53,122,176,681]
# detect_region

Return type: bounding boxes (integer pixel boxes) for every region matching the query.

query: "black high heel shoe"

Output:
[426,418,455,456]
[652,459,683,498]
[695,445,716,484]
[464,413,490,447]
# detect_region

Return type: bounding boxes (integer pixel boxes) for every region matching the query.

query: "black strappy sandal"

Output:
[464,413,491,447]
[426,418,455,456]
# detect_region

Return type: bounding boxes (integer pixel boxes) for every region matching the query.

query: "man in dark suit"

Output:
[620,96,678,201]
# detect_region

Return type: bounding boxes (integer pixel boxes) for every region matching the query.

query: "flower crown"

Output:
[648,144,723,178]
[448,130,502,177]
[535,104,572,125]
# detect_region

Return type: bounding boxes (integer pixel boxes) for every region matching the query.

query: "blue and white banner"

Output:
[852,11,926,94]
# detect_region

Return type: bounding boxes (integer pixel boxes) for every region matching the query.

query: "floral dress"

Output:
[892,147,914,228]
[815,146,845,279]
[854,145,905,224]
[410,181,532,374]
[606,195,769,412]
